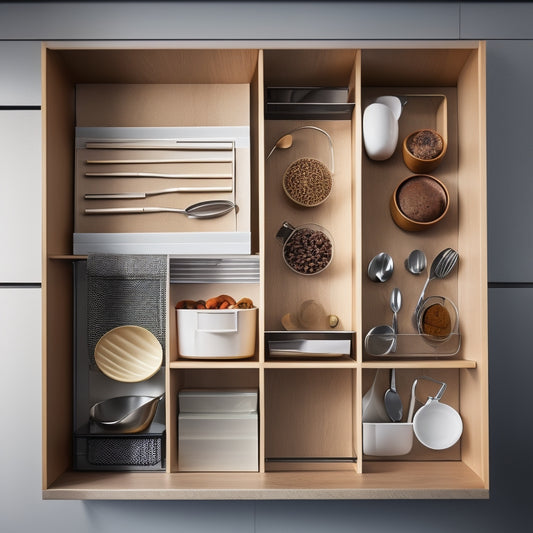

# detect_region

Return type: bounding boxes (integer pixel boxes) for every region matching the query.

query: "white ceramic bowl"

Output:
[413,399,463,450]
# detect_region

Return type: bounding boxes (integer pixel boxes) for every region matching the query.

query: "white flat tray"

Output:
[268,339,351,358]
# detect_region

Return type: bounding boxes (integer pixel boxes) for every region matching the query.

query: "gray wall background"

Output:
[1,2,532,532]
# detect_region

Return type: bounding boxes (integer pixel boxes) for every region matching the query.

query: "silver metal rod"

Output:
[85,172,233,179]
[85,186,233,200]
[85,141,233,150]
[86,158,233,164]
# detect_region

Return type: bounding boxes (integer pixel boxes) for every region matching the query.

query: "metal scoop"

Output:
[367,252,394,282]
[405,249,427,275]
[85,199,236,218]
[90,394,165,434]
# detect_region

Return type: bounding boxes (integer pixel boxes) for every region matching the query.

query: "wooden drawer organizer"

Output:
[42,43,488,499]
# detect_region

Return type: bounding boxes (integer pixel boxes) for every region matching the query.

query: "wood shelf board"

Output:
[170,359,475,369]
[169,361,261,369]
[43,462,487,500]
[49,255,87,260]
[264,360,357,369]
[362,360,477,369]
[51,48,260,85]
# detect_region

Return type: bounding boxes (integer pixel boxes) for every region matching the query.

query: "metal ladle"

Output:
[413,248,459,325]
[384,368,403,422]
[367,252,394,283]
[405,249,427,275]
[85,199,236,219]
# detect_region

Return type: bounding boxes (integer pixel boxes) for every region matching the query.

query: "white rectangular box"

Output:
[176,308,257,359]
[178,413,258,471]
[179,389,258,414]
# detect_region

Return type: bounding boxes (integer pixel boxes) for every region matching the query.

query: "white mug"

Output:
[413,398,463,450]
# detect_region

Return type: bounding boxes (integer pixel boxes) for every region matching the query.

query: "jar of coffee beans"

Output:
[276,221,334,275]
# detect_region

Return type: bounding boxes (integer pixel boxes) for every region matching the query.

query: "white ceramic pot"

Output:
[363,422,414,456]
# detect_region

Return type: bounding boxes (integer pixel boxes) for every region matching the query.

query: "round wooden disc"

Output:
[94,325,163,383]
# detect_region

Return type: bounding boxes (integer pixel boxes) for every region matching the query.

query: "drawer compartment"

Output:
[178,413,258,471]
[74,429,165,471]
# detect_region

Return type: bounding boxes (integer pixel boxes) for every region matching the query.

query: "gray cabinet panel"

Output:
[0,42,41,105]
[461,3,533,39]
[0,2,459,40]
[0,111,41,282]
[488,288,533,501]
[487,41,533,282]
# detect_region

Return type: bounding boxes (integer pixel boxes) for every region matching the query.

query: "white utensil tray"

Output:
[266,331,355,360]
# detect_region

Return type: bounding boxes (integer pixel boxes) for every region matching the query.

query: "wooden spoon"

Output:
[266,134,293,159]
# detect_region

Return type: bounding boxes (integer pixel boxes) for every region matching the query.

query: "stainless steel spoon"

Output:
[85,199,236,219]
[390,288,402,352]
[413,248,459,325]
[384,368,403,422]
[367,252,394,282]
[405,249,427,275]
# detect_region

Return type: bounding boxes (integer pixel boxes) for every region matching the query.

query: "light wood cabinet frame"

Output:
[42,41,488,500]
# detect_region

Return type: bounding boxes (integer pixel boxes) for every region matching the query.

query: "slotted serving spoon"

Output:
[413,248,458,325]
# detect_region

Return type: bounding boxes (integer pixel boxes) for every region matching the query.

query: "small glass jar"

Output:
[276,221,334,276]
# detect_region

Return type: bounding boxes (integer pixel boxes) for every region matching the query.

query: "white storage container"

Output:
[176,308,257,359]
[363,422,414,456]
[179,389,258,413]
[178,413,258,471]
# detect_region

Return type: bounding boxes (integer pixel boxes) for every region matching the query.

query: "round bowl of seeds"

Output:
[282,157,333,207]
[276,221,334,276]
[402,128,447,173]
